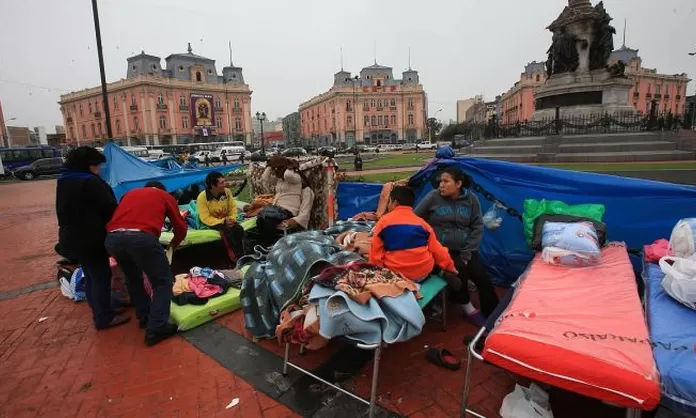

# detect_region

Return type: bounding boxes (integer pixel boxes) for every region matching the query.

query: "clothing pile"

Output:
[168,266,239,305]
[244,194,274,217]
[276,262,425,348]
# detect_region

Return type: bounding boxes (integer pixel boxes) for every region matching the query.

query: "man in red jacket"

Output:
[105,181,187,347]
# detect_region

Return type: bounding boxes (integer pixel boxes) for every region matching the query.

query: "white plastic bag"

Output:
[669,218,696,258]
[500,383,554,418]
[483,203,503,231]
[542,246,600,267]
[660,255,696,311]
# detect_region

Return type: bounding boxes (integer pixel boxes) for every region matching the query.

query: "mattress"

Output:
[484,245,660,410]
[170,287,241,331]
[159,217,257,248]
[645,262,696,416]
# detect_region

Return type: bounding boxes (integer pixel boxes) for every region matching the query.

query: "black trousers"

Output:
[256,206,293,247]
[448,251,500,318]
[79,251,116,329]
[211,223,245,261]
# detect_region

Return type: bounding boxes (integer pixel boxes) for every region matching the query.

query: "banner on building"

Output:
[191,94,215,128]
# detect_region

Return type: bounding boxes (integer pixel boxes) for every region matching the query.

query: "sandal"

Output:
[97,315,130,330]
[426,347,461,371]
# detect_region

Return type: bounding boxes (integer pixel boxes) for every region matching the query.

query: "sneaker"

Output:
[466,310,486,328]
[145,323,178,347]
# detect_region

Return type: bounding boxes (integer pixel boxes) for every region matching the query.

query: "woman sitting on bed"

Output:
[197,171,245,262]
[414,166,500,327]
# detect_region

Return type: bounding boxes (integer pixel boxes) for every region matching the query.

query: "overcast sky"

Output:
[1,0,694,132]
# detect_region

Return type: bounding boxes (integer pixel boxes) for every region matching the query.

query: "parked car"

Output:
[317,146,337,157]
[281,148,307,158]
[13,157,64,180]
[415,141,438,150]
[192,151,214,163]
[402,143,418,151]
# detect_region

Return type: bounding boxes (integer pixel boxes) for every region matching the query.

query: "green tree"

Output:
[427,118,443,140]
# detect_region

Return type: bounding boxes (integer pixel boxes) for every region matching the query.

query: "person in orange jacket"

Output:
[369,186,458,282]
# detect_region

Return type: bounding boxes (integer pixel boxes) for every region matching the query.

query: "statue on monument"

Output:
[546,27,580,76]
[589,2,616,70]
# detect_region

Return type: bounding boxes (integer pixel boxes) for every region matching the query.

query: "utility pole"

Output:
[91,0,113,140]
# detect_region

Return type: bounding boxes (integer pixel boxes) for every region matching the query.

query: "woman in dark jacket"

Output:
[414,166,499,327]
[56,147,129,329]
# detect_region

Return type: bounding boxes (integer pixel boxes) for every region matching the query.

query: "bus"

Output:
[0,146,62,171]
[146,141,247,156]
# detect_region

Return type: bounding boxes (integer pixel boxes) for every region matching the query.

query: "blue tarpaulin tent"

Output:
[148,156,183,171]
[100,143,241,200]
[337,157,696,285]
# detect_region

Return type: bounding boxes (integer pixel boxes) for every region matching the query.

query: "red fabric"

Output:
[644,238,671,263]
[107,187,187,248]
[483,245,660,410]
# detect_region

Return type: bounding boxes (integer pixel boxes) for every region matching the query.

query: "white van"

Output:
[214,142,246,160]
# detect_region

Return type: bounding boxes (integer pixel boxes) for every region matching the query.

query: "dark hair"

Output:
[440,166,472,188]
[145,181,166,191]
[205,171,224,190]
[389,186,416,207]
[64,146,105,171]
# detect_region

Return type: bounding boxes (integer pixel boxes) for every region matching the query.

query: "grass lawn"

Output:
[361,153,431,169]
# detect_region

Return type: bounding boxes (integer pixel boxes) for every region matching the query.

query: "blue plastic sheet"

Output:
[148,156,182,170]
[100,143,241,200]
[644,262,696,415]
[336,157,696,285]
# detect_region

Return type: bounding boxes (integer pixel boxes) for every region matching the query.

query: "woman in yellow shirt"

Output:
[196,171,245,261]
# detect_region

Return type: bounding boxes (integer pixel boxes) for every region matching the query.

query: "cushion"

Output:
[541,222,601,256]
[417,275,448,309]
[159,217,257,248]
[531,214,607,251]
[170,287,241,331]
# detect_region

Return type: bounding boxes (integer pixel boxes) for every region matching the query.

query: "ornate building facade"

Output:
[59,44,253,146]
[299,63,427,146]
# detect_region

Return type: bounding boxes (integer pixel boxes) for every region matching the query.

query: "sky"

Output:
[1,0,695,133]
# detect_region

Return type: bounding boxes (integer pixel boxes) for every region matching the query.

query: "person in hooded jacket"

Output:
[55,146,130,330]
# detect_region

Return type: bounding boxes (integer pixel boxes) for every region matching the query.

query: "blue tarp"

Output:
[644,262,696,416]
[148,156,183,171]
[337,157,696,285]
[100,143,241,200]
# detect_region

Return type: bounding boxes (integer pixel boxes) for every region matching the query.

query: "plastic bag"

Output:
[500,383,554,418]
[668,218,696,258]
[483,203,503,231]
[523,199,605,246]
[542,246,600,267]
[660,255,696,311]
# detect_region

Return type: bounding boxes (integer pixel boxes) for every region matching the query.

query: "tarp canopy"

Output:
[148,156,183,171]
[100,143,241,200]
[337,157,696,285]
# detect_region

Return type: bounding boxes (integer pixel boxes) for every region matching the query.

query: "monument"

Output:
[533,0,636,119]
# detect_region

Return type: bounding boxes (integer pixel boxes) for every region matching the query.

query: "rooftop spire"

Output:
[408,46,411,70]
[228,40,234,66]
[340,47,344,71]
[622,18,627,48]
[187,42,192,54]
[373,41,377,65]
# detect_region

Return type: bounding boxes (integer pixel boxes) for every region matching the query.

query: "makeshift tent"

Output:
[100,143,241,200]
[337,157,696,286]
[148,156,183,171]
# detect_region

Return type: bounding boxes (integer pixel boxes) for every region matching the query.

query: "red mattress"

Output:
[484,244,660,410]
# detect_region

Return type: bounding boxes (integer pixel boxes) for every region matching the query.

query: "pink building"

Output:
[59,44,253,147]
[500,62,547,124]
[299,63,427,146]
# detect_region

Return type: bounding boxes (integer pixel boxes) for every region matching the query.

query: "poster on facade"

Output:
[191,94,215,128]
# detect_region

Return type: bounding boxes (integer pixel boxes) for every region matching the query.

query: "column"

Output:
[225,94,232,142]
[140,91,149,146]
[149,95,159,145]
[243,96,253,146]
[168,94,177,144]
[122,96,131,146]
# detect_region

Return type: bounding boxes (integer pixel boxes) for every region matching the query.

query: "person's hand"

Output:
[280,219,299,229]
[224,218,236,226]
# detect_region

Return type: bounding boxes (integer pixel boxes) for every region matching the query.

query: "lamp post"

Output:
[90,0,113,141]
[429,108,443,143]
[255,111,266,155]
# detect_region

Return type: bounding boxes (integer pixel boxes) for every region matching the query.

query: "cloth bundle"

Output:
[170,266,233,306]
[540,222,601,267]
[335,231,372,256]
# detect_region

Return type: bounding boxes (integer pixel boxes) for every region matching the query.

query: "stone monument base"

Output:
[532,69,637,120]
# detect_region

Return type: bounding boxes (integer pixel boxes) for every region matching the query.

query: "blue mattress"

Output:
[644,262,696,416]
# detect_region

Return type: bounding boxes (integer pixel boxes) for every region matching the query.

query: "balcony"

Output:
[654,94,662,99]
[130,105,138,111]
[214,107,224,112]
[157,104,168,110]
[390,106,397,111]
[179,105,189,111]
[66,117,73,123]
[159,128,172,134]
[233,107,242,113]
[94,112,102,117]
[664,94,670,99]
[645,93,652,98]
[633,92,640,98]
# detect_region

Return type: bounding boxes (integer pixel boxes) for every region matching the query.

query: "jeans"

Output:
[80,252,115,329]
[105,231,173,331]
[211,223,245,261]
[449,251,500,317]
[256,206,293,247]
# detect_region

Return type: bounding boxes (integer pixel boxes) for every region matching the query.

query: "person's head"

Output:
[388,186,416,212]
[268,155,298,178]
[144,181,166,191]
[438,166,471,198]
[205,171,226,195]
[64,146,105,174]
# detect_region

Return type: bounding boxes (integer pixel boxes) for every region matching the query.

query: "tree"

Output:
[427,118,443,140]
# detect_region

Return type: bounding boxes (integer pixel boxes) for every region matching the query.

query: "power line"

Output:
[0,78,72,93]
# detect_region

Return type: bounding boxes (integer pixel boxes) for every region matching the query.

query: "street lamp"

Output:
[255,111,266,156]
[429,108,443,143]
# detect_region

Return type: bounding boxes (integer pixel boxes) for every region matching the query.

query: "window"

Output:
[214,96,221,108]
[346,100,352,111]
[208,69,213,75]
[390,115,396,126]
[371,116,376,126]
[347,115,353,127]
[115,120,121,133]
[408,114,414,125]
[95,100,99,112]
[89,102,93,113]
[234,98,240,109]
[216,118,222,128]
[113,96,119,110]
[29,149,43,160]
[196,72,202,82]
[536,74,541,82]
[377,80,382,87]
[363,101,369,111]
[656,85,661,95]
[180,95,186,106]
[69,126,74,139]
[235,118,242,130]
[370,99,376,108]
[178,65,185,73]
[182,116,189,129]
[364,116,369,126]
[79,104,83,116]
[407,98,414,110]
[377,99,382,109]
[390,99,396,107]
[131,95,137,106]
[159,116,167,129]
[134,116,139,130]
[378,115,383,126]
[91,123,96,136]
[98,123,102,135]
[82,125,86,137]
[157,93,164,105]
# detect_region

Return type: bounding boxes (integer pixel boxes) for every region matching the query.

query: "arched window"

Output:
[390,99,396,107]
[196,72,202,82]
[235,118,242,130]
[159,116,167,129]
[179,95,186,106]
[371,116,376,126]
[214,96,221,108]
[347,115,353,126]
[157,93,164,105]
[390,115,396,126]
[234,98,240,110]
